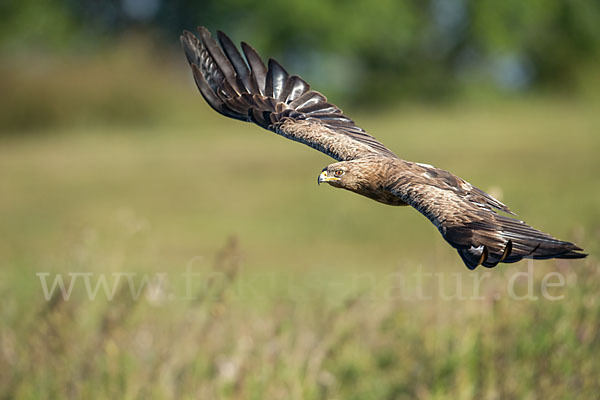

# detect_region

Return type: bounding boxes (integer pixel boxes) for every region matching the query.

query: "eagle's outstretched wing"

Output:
[182,27,586,270]
[180,27,397,161]
[389,163,586,269]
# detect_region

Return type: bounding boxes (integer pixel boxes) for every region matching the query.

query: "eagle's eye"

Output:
[334,169,344,177]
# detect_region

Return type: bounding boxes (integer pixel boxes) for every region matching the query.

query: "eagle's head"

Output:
[317,160,374,192]
[318,159,406,206]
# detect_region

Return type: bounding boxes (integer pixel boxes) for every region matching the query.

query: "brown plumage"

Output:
[181,27,587,270]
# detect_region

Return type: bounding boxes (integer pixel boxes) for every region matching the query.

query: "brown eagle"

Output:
[180,27,586,270]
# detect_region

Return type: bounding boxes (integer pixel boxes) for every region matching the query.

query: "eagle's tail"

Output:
[455,215,586,270]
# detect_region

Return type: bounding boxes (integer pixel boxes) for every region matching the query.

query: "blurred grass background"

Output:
[1,0,600,399]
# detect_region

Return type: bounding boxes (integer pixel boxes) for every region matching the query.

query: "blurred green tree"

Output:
[2,0,599,103]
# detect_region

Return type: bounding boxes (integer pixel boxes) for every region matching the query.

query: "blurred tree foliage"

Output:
[2,0,600,103]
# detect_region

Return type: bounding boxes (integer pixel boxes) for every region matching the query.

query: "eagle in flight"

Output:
[181,27,586,270]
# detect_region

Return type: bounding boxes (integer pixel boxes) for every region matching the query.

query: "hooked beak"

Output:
[318,171,340,185]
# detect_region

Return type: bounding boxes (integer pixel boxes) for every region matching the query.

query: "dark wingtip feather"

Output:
[241,41,267,95]
[180,31,199,64]
[457,246,487,270]
[217,30,254,93]
[556,250,587,259]
[266,58,289,100]
[458,250,478,270]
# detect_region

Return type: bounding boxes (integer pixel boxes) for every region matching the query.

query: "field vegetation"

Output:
[1,43,599,399]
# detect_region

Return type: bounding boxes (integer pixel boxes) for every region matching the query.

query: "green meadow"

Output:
[1,51,600,399]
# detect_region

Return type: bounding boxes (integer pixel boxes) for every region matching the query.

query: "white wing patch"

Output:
[416,162,434,169]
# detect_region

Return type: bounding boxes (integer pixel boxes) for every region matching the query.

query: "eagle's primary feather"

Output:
[181,27,586,270]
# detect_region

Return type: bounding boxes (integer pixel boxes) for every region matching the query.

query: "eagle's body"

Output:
[181,27,586,269]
